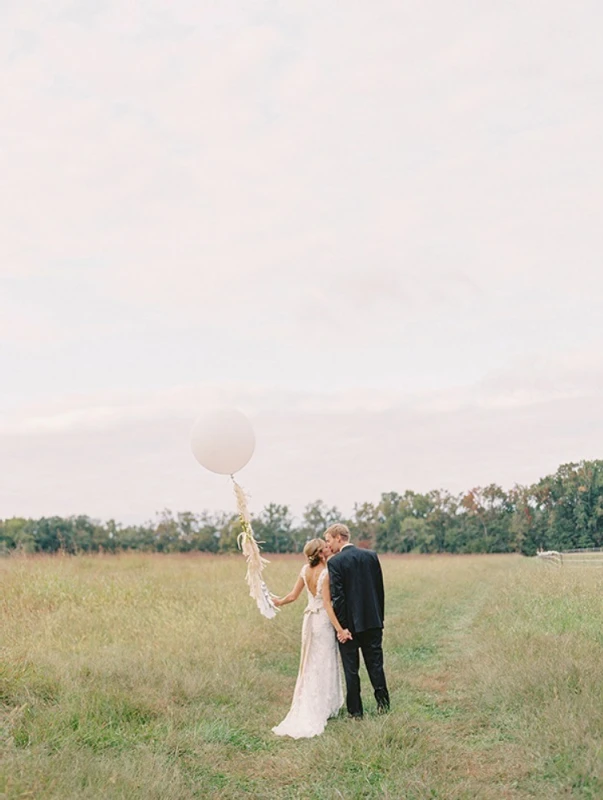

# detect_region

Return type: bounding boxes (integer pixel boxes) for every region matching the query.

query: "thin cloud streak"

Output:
[2,353,603,522]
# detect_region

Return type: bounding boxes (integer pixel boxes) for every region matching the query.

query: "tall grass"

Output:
[1,553,602,798]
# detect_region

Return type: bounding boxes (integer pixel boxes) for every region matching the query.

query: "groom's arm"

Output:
[327,559,346,627]
[373,554,385,620]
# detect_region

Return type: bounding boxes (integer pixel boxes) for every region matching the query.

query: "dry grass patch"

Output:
[1,553,602,798]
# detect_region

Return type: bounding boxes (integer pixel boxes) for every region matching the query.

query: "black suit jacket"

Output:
[327,545,385,634]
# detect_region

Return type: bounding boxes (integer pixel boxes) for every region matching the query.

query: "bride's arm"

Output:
[273,575,304,607]
[322,572,351,640]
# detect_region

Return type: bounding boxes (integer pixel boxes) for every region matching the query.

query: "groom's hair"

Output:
[325,523,350,542]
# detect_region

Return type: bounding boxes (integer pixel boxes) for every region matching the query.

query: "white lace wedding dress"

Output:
[272,565,344,739]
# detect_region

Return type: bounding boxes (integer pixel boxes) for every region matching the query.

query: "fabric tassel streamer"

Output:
[232,476,279,619]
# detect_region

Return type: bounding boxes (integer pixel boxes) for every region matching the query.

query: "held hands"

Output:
[337,628,352,643]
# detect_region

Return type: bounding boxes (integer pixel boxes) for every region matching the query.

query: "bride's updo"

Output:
[304,538,325,567]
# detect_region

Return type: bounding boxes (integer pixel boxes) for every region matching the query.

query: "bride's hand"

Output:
[273,598,283,607]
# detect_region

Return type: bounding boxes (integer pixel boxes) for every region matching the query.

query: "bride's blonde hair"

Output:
[303,538,325,568]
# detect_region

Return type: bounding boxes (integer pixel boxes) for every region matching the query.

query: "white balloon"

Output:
[191,408,255,475]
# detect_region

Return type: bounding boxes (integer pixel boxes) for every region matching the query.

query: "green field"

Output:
[1,553,602,799]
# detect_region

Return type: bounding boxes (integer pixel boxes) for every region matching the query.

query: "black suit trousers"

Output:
[338,628,390,717]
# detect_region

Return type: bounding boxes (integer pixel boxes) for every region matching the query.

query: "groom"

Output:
[325,524,390,718]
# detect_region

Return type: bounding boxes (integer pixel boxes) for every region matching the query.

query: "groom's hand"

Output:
[337,629,352,643]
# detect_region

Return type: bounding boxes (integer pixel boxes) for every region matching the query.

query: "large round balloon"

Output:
[191,407,255,475]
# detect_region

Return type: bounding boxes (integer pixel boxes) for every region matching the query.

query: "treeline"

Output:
[2,461,603,557]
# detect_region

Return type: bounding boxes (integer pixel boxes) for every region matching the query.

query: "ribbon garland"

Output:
[232,476,279,619]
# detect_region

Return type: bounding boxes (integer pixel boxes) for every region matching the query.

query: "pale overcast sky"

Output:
[2,1,603,523]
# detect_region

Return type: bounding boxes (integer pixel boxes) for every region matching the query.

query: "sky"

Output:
[2,0,603,524]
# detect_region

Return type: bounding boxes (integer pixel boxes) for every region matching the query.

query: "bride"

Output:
[272,538,344,738]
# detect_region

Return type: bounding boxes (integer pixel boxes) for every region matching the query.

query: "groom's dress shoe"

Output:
[347,713,363,721]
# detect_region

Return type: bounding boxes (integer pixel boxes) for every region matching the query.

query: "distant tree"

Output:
[295,500,342,551]
[24,516,77,553]
[71,515,98,552]
[187,512,220,553]
[154,509,180,552]
[253,504,294,553]
[217,513,244,553]
[426,489,458,553]
[508,485,534,554]
[350,502,380,549]
[0,517,28,552]
[376,492,404,552]
[117,522,156,551]
[458,485,513,553]
[4,458,603,556]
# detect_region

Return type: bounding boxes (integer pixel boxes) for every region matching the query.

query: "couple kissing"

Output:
[272,524,390,739]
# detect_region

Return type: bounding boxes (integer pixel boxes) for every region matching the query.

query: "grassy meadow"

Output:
[1,552,603,799]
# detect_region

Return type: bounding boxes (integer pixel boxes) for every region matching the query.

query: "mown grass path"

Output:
[1,554,602,799]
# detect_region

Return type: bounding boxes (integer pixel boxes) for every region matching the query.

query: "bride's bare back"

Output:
[305,564,325,597]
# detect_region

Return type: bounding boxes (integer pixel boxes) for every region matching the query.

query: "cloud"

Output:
[3,0,602,337]
[1,1,603,518]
